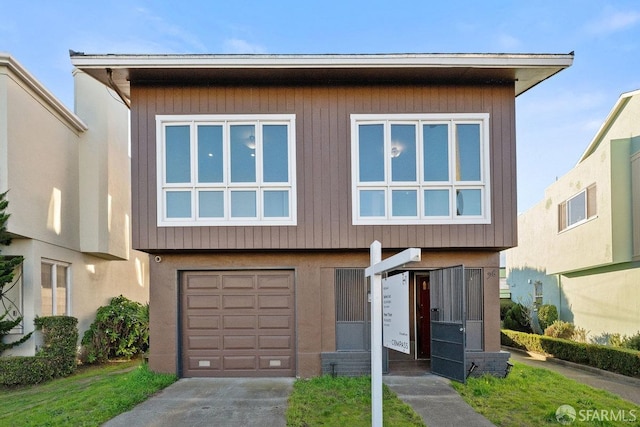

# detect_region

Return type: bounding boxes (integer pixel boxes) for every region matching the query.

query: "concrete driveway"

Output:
[102,377,294,427]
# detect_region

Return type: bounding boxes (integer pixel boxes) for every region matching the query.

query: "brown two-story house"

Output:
[71,52,573,379]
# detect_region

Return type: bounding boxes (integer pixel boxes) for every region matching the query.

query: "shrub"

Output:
[0,316,78,386]
[536,304,558,331]
[544,320,575,340]
[501,329,640,377]
[499,300,516,321]
[81,295,149,364]
[503,303,531,333]
[622,332,640,351]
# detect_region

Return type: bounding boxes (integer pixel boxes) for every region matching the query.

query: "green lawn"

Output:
[286,375,426,427]
[451,362,640,427]
[0,361,177,427]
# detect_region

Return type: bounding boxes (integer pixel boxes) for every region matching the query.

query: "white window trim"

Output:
[156,114,297,226]
[41,259,71,316]
[350,113,491,225]
[559,186,597,232]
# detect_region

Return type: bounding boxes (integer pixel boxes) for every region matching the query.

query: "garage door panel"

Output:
[188,335,220,350]
[259,356,291,369]
[188,357,221,370]
[223,315,256,329]
[258,295,291,309]
[224,335,256,349]
[259,335,291,349]
[257,274,292,290]
[181,270,295,377]
[222,294,256,309]
[222,275,256,289]
[187,295,220,309]
[186,274,220,289]
[224,356,257,370]
[188,315,220,329]
[258,315,291,329]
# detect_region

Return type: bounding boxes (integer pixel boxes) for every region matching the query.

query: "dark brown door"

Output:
[416,274,431,359]
[180,270,295,377]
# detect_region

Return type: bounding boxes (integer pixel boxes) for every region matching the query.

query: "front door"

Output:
[416,274,430,359]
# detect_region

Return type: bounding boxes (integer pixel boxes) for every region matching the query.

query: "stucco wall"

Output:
[148,250,500,377]
[4,238,149,356]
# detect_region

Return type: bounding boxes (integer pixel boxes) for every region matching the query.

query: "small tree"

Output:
[0,191,31,354]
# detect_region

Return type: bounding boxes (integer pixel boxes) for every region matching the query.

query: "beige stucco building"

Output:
[506,89,640,339]
[0,53,149,355]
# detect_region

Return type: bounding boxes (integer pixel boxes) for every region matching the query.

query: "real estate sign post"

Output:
[365,241,420,427]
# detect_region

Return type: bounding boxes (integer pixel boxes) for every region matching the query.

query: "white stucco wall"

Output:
[0,55,148,356]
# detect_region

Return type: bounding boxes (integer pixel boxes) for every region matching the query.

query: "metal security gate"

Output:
[430,265,466,383]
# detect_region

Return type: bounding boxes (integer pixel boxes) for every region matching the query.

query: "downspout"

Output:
[106,68,131,109]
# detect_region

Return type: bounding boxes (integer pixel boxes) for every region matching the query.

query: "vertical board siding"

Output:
[131,83,516,251]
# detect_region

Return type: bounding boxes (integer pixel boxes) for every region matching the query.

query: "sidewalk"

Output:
[506,347,640,406]
[384,374,495,427]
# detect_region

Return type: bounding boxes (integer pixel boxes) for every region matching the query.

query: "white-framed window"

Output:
[351,114,491,225]
[156,114,297,226]
[41,259,70,316]
[558,184,596,232]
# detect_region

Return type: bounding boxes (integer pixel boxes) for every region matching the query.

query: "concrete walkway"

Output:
[507,348,640,406]
[384,374,495,427]
[102,377,294,427]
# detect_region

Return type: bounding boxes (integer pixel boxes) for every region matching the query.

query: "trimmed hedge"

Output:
[502,329,640,378]
[0,316,78,386]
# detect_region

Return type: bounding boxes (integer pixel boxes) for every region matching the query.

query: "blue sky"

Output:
[2,1,639,212]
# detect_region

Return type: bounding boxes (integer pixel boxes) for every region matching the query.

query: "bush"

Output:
[503,303,531,333]
[500,300,516,321]
[0,316,78,386]
[622,332,640,351]
[544,320,575,340]
[536,305,558,331]
[81,295,149,364]
[501,329,640,378]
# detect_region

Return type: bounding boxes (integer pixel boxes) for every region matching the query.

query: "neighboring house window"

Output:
[156,115,296,226]
[351,114,491,224]
[41,260,70,316]
[534,280,543,307]
[558,184,596,231]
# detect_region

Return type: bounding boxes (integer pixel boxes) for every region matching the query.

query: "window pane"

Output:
[41,263,52,316]
[391,124,416,182]
[166,191,192,218]
[424,189,450,216]
[165,125,191,183]
[456,124,481,181]
[568,191,586,226]
[456,189,482,216]
[360,190,385,217]
[263,125,289,183]
[199,191,224,218]
[358,124,384,182]
[56,266,67,315]
[392,190,417,216]
[197,125,223,183]
[231,191,257,217]
[423,124,449,181]
[230,125,256,183]
[264,190,289,217]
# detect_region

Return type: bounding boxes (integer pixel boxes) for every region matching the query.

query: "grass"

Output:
[451,362,640,427]
[286,375,425,427]
[0,360,177,427]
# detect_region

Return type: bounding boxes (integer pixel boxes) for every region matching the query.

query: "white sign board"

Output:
[382,271,410,354]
